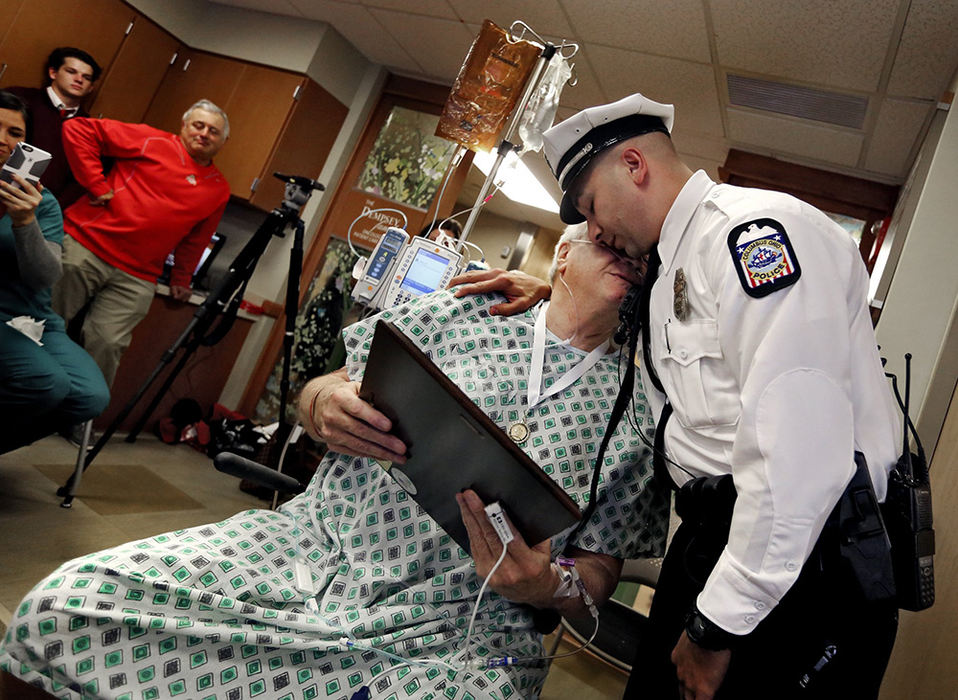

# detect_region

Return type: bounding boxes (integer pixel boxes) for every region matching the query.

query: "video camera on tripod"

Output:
[57,173,324,507]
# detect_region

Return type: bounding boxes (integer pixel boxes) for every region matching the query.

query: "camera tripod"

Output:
[58,173,323,507]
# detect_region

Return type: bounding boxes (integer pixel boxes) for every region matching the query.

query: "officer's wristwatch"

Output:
[684,606,739,650]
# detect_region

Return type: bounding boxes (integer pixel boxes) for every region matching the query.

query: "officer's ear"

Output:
[621,147,648,187]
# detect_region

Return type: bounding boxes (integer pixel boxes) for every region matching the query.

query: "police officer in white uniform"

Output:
[536,94,902,699]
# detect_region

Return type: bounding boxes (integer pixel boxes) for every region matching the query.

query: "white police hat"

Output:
[542,93,674,224]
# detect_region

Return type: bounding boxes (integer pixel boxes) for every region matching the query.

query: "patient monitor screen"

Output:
[399,248,452,295]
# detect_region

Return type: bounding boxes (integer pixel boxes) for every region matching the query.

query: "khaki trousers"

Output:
[52,235,156,388]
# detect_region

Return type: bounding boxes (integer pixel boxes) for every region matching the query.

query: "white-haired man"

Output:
[52,100,231,390]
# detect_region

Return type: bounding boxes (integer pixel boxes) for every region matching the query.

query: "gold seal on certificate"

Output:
[508,421,530,444]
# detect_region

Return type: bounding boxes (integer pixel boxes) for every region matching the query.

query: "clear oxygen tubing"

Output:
[424,144,467,241]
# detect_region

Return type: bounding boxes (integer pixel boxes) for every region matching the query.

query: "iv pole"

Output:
[454,22,578,253]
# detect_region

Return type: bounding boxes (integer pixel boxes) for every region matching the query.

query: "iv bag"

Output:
[518,53,573,153]
[436,20,541,153]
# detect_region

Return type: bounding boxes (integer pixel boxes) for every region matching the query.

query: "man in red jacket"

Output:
[52,100,231,390]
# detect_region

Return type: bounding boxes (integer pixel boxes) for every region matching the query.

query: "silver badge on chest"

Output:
[673,268,690,322]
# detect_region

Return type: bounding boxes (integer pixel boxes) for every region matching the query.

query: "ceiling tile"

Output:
[586,45,724,138]
[368,9,475,81]
[887,0,958,100]
[554,47,609,111]
[561,0,711,63]
[290,0,419,73]
[211,0,301,15]
[727,108,864,167]
[360,0,458,19]
[711,0,899,92]
[454,21,604,114]
[864,99,934,177]
[448,0,576,38]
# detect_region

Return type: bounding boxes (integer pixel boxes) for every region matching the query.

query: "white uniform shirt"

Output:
[642,170,900,634]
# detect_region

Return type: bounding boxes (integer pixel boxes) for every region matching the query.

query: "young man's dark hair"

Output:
[46,47,102,83]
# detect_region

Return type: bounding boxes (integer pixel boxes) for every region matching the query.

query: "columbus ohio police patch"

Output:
[727,218,801,298]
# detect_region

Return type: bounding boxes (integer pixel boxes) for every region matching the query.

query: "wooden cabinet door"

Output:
[0,0,28,71]
[249,78,348,209]
[0,0,134,90]
[142,49,242,135]
[88,13,180,123]
[215,65,305,199]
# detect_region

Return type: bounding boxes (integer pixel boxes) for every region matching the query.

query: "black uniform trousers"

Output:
[623,518,899,699]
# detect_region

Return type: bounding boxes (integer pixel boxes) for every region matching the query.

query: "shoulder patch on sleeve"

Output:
[726,218,801,298]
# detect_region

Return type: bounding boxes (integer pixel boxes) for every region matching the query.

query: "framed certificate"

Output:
[360,320,581,553]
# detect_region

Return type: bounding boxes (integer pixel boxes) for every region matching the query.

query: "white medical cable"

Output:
[457,238,485,266]
[459,532,510,669]
[470,564,602,669]
[425,145,467,237]
[270,419,302,510]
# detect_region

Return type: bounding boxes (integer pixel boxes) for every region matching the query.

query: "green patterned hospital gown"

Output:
[1,291,669,699]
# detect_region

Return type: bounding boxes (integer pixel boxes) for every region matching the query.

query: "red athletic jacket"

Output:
[62,118,230,288]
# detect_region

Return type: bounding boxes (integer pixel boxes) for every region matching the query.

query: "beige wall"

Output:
[459,208,534,270]
[523,227,562,283]
[880,379,958,698]
[875,93,958,460]
[873,76,957,697]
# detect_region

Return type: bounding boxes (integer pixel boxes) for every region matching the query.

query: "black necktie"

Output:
[640,247,676,490]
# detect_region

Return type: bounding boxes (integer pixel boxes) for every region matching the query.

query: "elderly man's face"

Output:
[179,108,227,164]
[563,239,644,306]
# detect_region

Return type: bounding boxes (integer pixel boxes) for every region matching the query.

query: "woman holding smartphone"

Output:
[0,90,108,453]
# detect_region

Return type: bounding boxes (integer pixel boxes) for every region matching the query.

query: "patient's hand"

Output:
[448,268,551,316]
[457,489,623,618]
[457,489,555,608]
[299,368,407,463]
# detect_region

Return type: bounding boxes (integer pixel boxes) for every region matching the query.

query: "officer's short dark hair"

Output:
[46,47,102,82]
[0,90,32,142]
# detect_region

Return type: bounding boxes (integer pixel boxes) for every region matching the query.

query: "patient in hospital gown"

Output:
[1,230,669,699]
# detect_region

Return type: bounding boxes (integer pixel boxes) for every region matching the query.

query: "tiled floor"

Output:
[0,435,629,699]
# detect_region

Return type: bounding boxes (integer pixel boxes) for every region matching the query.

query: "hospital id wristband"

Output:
[551,563,577,598]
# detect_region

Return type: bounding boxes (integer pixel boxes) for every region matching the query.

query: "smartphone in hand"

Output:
[0,142,52,190]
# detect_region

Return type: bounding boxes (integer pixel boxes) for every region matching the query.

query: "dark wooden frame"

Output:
[719,149,900,273]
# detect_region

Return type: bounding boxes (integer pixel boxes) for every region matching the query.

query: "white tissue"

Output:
[6,316,45,346]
